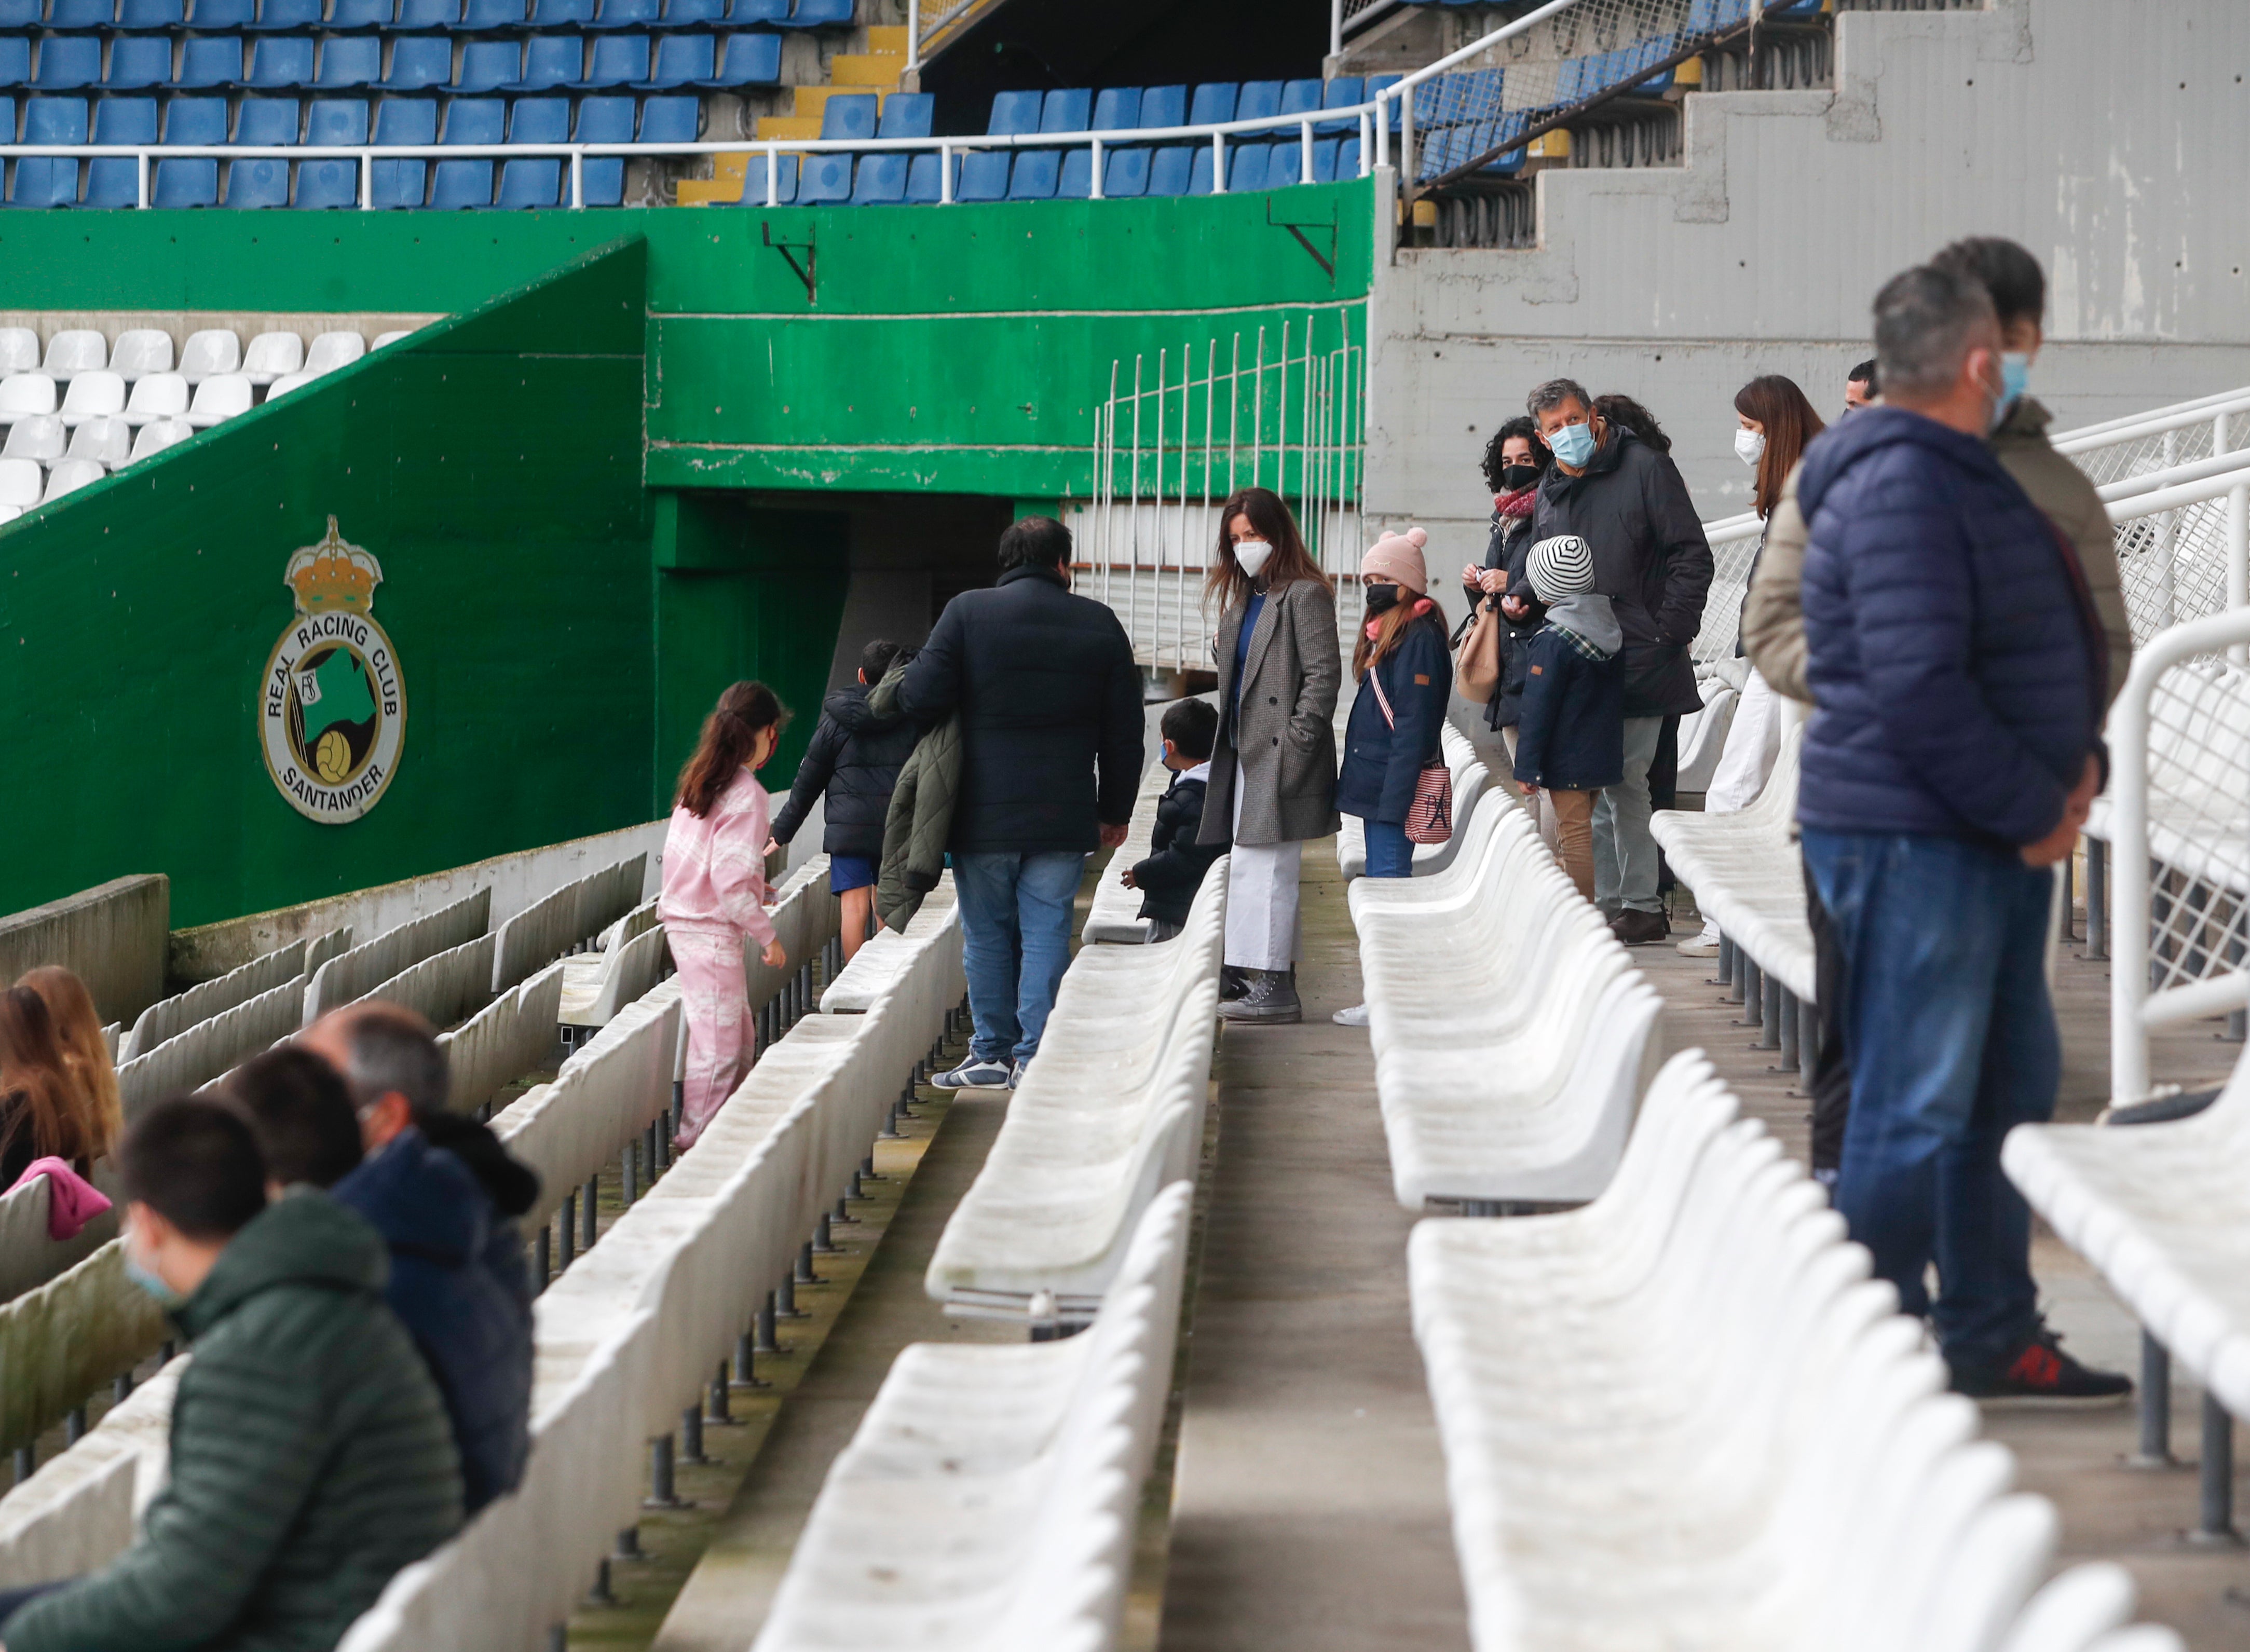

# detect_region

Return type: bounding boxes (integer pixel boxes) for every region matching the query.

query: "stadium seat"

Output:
[244,0,318,29]
[315,35,381,88]
[901,148,945,203]
[456,38,522,92]
[0,374,57,422]
[371,329,412,348]
[690,30,779,88]
[567,32,645,86]
[103,36,174,91]
[1281,77,1322,118]
[635,91,693,140]
[572,91,630,203]
[39,457,102,503]
[178,327,240,382]
[66,413,130,468]
[2,413,63,460]
[175,35,244,90]
[494,94,563,206]
[48,0,113,23]
[776,0,848,23]
[1146,142,1194,197]
[152,120,220,207]
[393,0,459,25]
[1097,145,1148,196]
[10,99,86,208]
[1188,81,1236,125]
[116,0,184,22]
[1087,84,1139,135]
[121,370,186,424]
[458,0,524,25]
[239,35,315,90]
[186,0,254,21]
[1228,140,1272,192]
[1006,86,1088,200]
[730,149,796,204]
[329,0,395,26]
[844,89,931,204]
[817,87,875,137]
[1319,74,1365,129]
[236,94,299,144]
[584,0,654,29]
[108,330,172,381]
[384,34,453,88]
[654,0,720,27]
[0,459,38,510]
[129,416,190,460]
[264,369,312,397]
[501,32,580,89]
[240,330,303,385]
[295,95,369,207]
[1235,79,1283,123]
[955,89,1039,203]
[227,95,296,206]
[430,96,501,205]
[0,332,32,378]
[184,372,251,426]
[630,30,711,88]
[40,330,104,381]
[33,38,101,91]
[795,91,870,203]
[1139,81,1185,127]
[730,0,783,17]
[304,331,365,374]
[520,0,591,26]
[369,95,435,206]
[57,370,124,426]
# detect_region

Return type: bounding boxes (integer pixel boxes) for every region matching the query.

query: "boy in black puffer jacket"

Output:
[1121,698,1225,940]
[1513,534,1624,906]
[772,639,921,960]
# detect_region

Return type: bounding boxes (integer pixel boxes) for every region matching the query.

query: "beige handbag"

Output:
[1455,597,1504,704]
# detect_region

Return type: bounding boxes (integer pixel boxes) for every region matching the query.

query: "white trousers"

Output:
[1705,666,1782,815]
[1225,760,1302,971]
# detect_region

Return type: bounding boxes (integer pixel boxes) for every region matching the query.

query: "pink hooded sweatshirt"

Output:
[659,768,780,949]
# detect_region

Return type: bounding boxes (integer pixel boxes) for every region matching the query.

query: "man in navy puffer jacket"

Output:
[1797,264,2125,1406]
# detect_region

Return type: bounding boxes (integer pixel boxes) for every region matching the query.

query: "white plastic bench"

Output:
[1336,721,1489,881]
[1412,1048,2185,1652]
[756,1180,1193,1652]
[1353,803,1662,1210]
[1674,677,1740,795]
[821,877,959,1013]
[1083,760,1177,944]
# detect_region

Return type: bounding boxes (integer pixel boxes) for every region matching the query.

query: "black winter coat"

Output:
[898,564,1144,855]
[1337,612,1451,824]
[1467,510,1547,731]
[1513,626,1625,791]
[1531,427,1714,719]
[772,682,920,861]
[1130,771,1226,926]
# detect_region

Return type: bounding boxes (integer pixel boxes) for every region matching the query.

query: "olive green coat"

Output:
[868,665,961,934]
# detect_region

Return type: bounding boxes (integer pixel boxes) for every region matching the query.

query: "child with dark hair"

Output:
[0,1094,462,1651]
[1120,698,1227,941]
[223,1045,365,1192]
[771,638,921,963]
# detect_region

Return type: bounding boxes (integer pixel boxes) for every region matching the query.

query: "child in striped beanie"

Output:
[1513,534,1624,902]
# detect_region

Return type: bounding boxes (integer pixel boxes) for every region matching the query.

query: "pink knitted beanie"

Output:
[1360,526,1429,595]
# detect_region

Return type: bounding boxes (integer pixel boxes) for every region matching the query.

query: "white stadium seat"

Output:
[240,331,304,387]
[0,458,42,509]
[129,418,193,463]
[371,329,412,350]
[0,328,37,378]
[107,330,174,381]
[39,331,106,383]
[122,372,188,427]
[0,374,58,423]
[264,372,313,401]
[305,331,366,375]
[3,415,65,464]
[1081,759,1172,944]
[0,506,19,525]
[66,416,131,469]
[39,457,103,504]
[57,371,126,429]
[185,374,253,428]
[178,329,241,385]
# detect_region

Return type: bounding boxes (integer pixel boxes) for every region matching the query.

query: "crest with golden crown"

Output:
[284,517,384,617]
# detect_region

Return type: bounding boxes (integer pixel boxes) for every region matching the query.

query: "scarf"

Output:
[1492,485,1537,523]
[1364,595,1436,643]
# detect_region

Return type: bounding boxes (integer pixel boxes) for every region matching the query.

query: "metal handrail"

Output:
[2058,384,2250,445]
[2053,391,2250,457]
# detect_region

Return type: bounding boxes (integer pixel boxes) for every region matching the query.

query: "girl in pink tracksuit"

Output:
[660,681,790,1150]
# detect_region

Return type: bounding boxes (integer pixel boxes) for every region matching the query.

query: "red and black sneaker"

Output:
[1949,1330,2133,1408]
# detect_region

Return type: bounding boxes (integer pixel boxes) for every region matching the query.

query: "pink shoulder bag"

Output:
[1366,670,1453,845]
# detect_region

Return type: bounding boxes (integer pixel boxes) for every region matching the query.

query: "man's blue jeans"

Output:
[1799,828,2058,1371]
[1361,818,1414,878]
[953,851,1085,1067]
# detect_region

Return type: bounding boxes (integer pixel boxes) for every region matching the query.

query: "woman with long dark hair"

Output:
[1198,485,1341,1026]
[1461,413,1553,750]
[659,680,791,1147]
[1680,374,1824,958]
[16,965,120,1166]
[0,983,96,1188]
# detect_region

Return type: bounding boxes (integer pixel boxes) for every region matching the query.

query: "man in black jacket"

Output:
[1527,378,1714,944]
[899,516,1143,1089]
[1122,697,1225,938]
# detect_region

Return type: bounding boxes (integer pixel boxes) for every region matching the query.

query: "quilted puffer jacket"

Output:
[1795,405,2105,849]
[869,663,961,933]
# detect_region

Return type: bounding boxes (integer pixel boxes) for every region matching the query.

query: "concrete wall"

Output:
[1365,0,2250,581]
[0,876,169,1026]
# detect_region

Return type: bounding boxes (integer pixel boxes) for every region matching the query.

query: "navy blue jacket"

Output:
[332,1126,533,1515]
[1513,626,1624,792]
[1337,612,1451,824]
[772,682,920,861]
[1797,406,2104,847]
[1130,770,1225,926]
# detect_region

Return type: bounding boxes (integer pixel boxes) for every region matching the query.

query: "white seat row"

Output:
[1336,719,1490,881]
[1675,672,1741,794]
[928,858,1225,1326]
[1081,757,1176,944]
[1412,1049,2184,1652]
[1353,787,1663,1210]
[0,327,376,388]
[756,1181,1193,1652]
[821,875,957,1013]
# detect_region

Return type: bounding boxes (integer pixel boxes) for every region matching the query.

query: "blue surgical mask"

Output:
[1548,421,1597,468]
[124,1249,185,1310]
[1999,351,2030,416]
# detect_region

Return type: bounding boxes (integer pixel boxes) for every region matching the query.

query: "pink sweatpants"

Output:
[668,926,754,1150]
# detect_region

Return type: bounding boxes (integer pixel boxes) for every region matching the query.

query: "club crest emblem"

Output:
[260,518,406,823]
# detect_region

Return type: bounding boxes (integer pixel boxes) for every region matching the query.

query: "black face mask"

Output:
[1363,583,1400,615]
[1499,462,1540,492]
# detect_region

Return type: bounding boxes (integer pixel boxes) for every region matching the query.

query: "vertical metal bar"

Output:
[906,0,919,74]
[11,1447,31,1485]
[1760,967,1781,1050]
[1400,81,1415,212]
[534,1224,550,1291]
[560,1190,577,1268]
[939,141,952,203]
[646,1435,678,1506]
[2135,1331,2173,1464]
[582,1175,599,1249]
[138,148,150,209]
[1300,117,1313,185]
[1277,319,1290,515]
[2087,835,2108,960]
[622,1143,637,1206]
[766,142,778,206]
[1329,0,1341,59]
[680,1405,706,1465]
[1358,108,1371,176]
[2111,661,2154,1105]
[570,148,582,209]
[708,1358,733,1421]
[2229,483,2248,665]
[1778,987,1798,1068]
[1797,995,1817,1085]
[1089,135,1102,200]
[2200,1390,2235,1539]
[1251,326,1266,491]
[1211,128,1226,195]
[1374,91,1389,170]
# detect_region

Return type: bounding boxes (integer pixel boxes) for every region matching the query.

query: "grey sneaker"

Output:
[935,1057,1013,1090]
[1219,968,1302,1025]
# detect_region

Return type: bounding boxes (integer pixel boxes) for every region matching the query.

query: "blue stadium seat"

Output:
[82,95,155,206]
[239,35,314,89]
[1235,79,1281,123]
[902,148,946,203]
[572,90,628,202]
[508,91,563,138]
[315,35,381,88]
[154,95,223,206]
[493,94,561,205]
[1308,134,1339,181]
[1089,85,1138,132]
[294,97,367,206]
[0,97,13,144]
[500,32,579,89]
[519,0,590,26]
[1320,75,1365,126]
[730,0,784,18]
[235,94,298,142]
[48,0,114,29]
[0,0,36,26]
[34,38,102,90]
[1186,142,1215,194]
[984,88,1040,134]
[731,150,795,203]
[224,153,289,204]
[1687,0,1751,30]
[393,0,459,25]
[1336,134,1359,178]
[630,30,710,87]
[1146,143,1192,197]
[654,0,720,28]
[953,149,1007,202]
[0,40,26,85]
[24,95,87,143]
[1008,148,1059,200]
[104,36,173,90]
[584,0,653,28]
[1098,145,1148,197]
[633,90,691,139]
[381,33,449,87]
[243,0,319,30]
[567,31,644,86]
[1139,83,1184,128]
[798,148,849,203]
[369,93,434,204]
[1365,70,1401,127]
[329,0,395,27]
[1187,82,1235,125]
[1228,140,1271,192]
[820,89,875,139]
[850,151,903,203]
[1040,86,1089,134]
[1280,77,1321,118]
[185,0,252,23]
[429,95,499,206]
[457,0,522,24]
[455,38,519,90]
[688,28,775,86]
[776,0,847,24]
[10,98,86,207]
[115,0,184,28]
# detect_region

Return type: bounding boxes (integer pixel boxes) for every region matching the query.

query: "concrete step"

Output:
[861,22,905,51]
[827,52,901,87]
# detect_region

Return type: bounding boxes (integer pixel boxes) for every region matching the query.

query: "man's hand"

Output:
[1476,568,1508,595]
[1099,822,1129,851]
[2021,756,2100,868]
[761,939,787,969]
[1119,866,1138,889]
[1501,593,1532,622]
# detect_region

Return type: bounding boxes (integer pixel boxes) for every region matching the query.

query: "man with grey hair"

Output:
[1794,264,2125,1405]
[1525,376,1713,944]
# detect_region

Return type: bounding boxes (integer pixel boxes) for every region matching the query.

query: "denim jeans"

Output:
[953,850,1085,1067]
[1799,828,2058,1370]
[1592,714,1665,915]
[1361,818,1414,878]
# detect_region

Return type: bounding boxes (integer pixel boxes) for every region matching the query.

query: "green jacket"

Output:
[9,1192,463,1652]
[868,664,961,934]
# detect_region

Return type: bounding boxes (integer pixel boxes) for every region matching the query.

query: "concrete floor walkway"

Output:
[1157,844,1469,1652]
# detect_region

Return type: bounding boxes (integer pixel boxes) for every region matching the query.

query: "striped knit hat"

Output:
[1526,534,1596,604]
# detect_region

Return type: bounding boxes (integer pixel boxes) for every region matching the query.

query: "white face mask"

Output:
[1734,427,1765,468]
[1234,540,1274,579]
